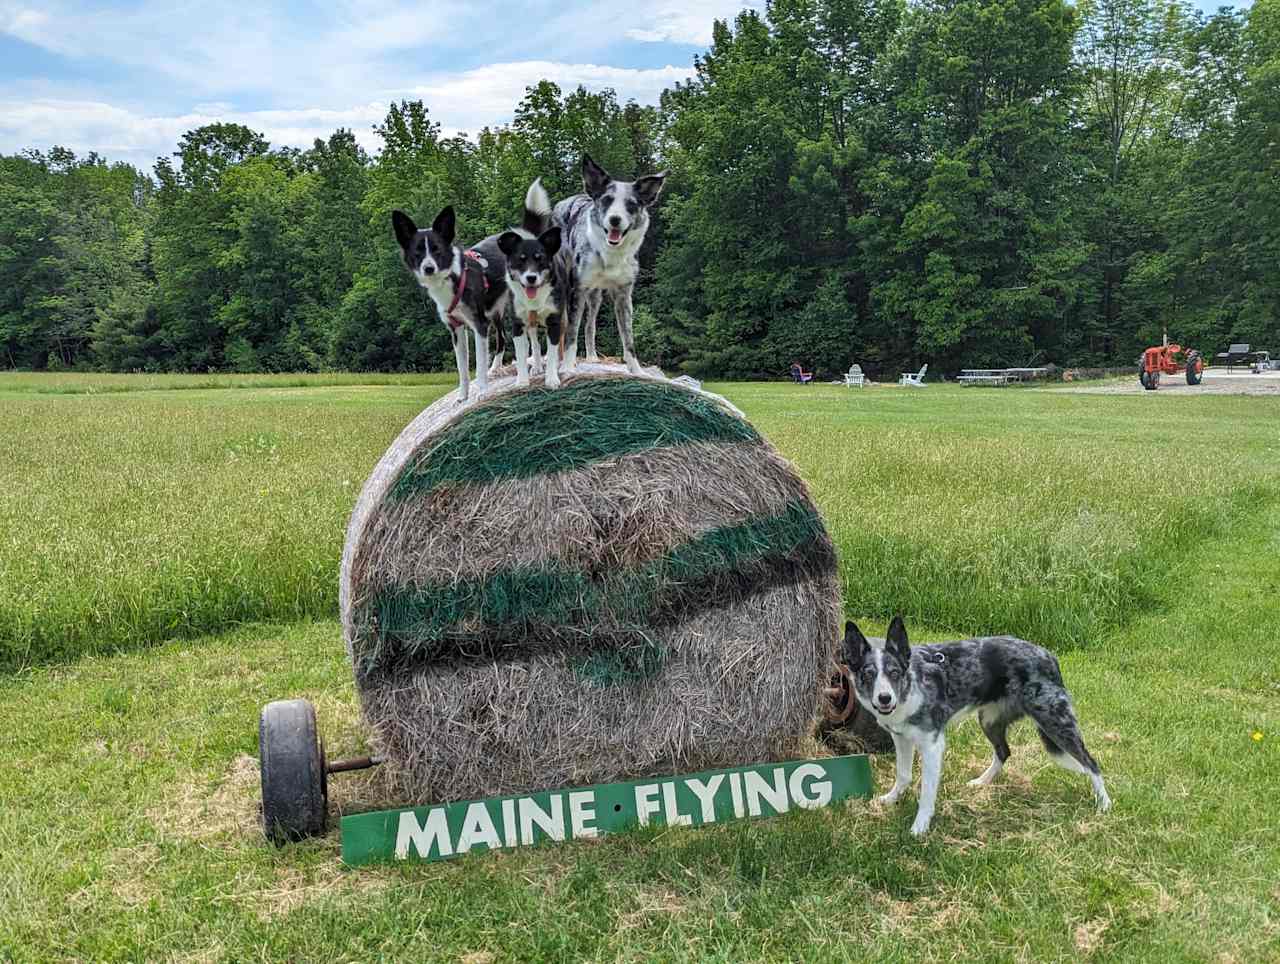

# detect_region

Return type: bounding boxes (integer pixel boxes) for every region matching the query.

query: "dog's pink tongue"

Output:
[524,284,538,299]
[608,228,622,243]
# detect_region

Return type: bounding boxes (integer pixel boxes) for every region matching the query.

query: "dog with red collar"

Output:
[392,206,510,402]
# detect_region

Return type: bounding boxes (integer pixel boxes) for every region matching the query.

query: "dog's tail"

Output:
[523,177,551,236]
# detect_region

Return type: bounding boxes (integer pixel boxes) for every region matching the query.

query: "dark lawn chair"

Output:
[790,363,814,384]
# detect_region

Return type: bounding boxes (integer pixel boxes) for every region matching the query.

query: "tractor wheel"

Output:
[1186,353,1203,385]
[1138,367,1150,389]
[259,699,328,844]
[1140,368,1158,391]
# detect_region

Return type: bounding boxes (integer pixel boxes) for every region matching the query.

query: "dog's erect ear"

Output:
[432,205,456,246]
[634,171,667,207]
[843,620,871,668]
[391,210,417,250]
[886,615,910,659]
[582,154,611,199]
[497,231,521,257]
[538,226,562,257]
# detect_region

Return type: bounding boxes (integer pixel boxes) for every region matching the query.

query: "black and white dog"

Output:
[553,154,665,374]
[845,617,1111,836]
[497,179,568,389]
[392,206,510,401]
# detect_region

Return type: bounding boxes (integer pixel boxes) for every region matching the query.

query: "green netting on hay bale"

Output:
[340,365,842,805]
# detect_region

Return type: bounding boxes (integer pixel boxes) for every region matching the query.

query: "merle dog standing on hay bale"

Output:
[553,155,666,375]
[341,365,858,805]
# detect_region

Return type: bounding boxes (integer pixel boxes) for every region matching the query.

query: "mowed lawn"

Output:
[0,373,1277,961]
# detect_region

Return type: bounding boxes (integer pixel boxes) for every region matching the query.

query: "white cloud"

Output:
[624,1,764,45]
[0,62,697,170]
[0,98,390,169]
[0,1,462,102]
[394,61,695,134]
[0,0,727,166]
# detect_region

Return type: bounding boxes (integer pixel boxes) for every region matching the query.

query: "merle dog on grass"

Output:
[844,616,1111,836]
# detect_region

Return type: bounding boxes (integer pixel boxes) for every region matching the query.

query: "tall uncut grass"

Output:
[0,382,444,669]
[1,374,1275,669]
[736,383,1271,647]
[0,370,454,396]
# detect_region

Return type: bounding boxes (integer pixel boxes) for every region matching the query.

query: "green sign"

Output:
[341,754,873,866]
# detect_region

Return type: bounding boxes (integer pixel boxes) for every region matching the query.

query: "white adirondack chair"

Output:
[899,364,928,387]
[844,364,866,387]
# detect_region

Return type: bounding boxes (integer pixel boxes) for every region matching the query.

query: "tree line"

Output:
[2,0,1276,379]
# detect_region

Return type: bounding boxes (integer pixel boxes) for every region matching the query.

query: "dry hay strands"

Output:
[341,367,843,804]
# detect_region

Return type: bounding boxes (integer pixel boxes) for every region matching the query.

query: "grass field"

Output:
[1,374,1277,961]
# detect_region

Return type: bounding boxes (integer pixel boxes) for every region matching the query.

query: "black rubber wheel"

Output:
[1138,366,1148,389]
[1141,369,1159,391]
[1186,353,1203,385]
[259,699,327,844]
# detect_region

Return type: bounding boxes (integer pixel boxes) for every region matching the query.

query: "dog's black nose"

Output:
[609,215,621,228]
[877,693,892,706]
[422,265,435,275]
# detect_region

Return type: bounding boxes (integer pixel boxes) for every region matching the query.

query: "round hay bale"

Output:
[340,364,841,805]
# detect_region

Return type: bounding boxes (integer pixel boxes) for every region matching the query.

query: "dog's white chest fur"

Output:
[512,282,556,321]
[424,277,472,326]
[422,252,469,326]
[579,223,642,290]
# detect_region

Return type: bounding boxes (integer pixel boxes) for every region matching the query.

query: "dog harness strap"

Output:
[446,249,489,330]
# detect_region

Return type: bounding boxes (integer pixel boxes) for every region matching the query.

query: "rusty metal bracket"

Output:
[327,754,384,775]
[823,665,856,724]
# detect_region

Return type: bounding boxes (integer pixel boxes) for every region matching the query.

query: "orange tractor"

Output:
[1139,338,1203,390]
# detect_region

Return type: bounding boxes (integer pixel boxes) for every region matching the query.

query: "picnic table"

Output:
[1004,367,1049,381]
[958,369,1013,386]
[958,367,1049,386]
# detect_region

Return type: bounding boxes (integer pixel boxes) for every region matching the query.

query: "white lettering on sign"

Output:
[568,791,598,838]
[501,798,518,847]
[729,771,746,818]
[387,762,840,860]
[686,773,725,822]
[790,763,832,809]
[662,781,694,826]
[519,795,565,844]
[396,808,452,859]
[743,767,789,816]
[635,783,662,826]
[457,802,501,853]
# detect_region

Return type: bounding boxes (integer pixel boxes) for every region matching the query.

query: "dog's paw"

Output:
[545,372,561,389]
[909,817,932,837]
[585,353,600,364]
[967,774,994,787]
[876,791,903,806]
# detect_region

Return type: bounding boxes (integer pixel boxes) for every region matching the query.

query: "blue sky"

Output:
[0,0,1250,172]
